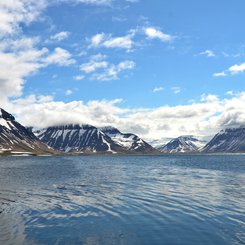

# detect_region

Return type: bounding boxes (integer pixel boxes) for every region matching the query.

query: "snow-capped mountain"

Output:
[0,108,54,155]
[100,126,157,153]
[158,136,206,153]
[202,127,245,153]
[35,125,157,154]
[34,124,127,153]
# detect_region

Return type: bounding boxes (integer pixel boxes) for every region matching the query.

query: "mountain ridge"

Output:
[34,124,157,154]
[158,135,206,153]
[202,127,245,153]
[0,108,55,155]
[100,126,157,153]
[1,108,245,155]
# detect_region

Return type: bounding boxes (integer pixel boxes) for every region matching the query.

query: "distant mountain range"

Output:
[157,136,206,153]
[1,108,245,155]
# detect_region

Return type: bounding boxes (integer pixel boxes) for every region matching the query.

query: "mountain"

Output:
[158,136,206,153]
[100,126,157,153]
[34,124,128,154]
[34,125,157,154]
[0,108,55,155]
[202,127,245,153]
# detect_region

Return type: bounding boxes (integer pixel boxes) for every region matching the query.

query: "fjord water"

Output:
[0,155,244,245]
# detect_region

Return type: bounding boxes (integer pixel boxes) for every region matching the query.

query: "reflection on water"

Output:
[0,155,245,244]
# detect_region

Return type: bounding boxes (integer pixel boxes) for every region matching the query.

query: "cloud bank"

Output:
[4,92,245,142]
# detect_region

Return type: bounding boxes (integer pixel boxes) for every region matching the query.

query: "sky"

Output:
[1,0,245,143]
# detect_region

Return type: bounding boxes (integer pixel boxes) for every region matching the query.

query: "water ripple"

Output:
[0,155,244,244]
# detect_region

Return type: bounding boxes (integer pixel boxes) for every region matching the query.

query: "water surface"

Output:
[0,155,244,244]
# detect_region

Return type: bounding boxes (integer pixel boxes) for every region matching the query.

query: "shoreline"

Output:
[1,151,245,157]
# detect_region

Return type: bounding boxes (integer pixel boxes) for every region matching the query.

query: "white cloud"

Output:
[0,0,47,36]
[50,31,70,41]
[80,54,108,73]
[73,75,85,80]
[37,95,54,103]
[90,33,134,50]
[213,71,227,77]
[144,27,173,42]
[228,62,245,74]
[117,60,135,70]
[91,61,135,81]
[81,61,108,73]
[0,0,113,37]
[214,62,245,77]
[103,36,133,49]
[201,94,219,103]
[171,86,181,94]
[226,90,233,96]
[91,67,118,81]
[90,26,175,51]
[93,60,135,81]
[0,38,75,104]
[0,39,46,101]
[45,47,75,66]
[66,89,73,96]
[0,0,79,105]
[153,87,164,92]
[80,54,135,80]
[0,0,112,38]
[200,50,216,57]
[79,54,109,75]
[9,97,125,128]
[91,33,105,47]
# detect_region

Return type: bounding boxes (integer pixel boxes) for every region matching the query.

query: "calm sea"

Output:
[0,155,244,245]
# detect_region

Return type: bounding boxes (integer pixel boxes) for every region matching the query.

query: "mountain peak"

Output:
[100,126,122,135]
[158,135,206,153]
[0,108,15,121]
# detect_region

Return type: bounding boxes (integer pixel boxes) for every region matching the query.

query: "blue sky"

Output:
[1,0,245,141]
[23,0,245,106]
